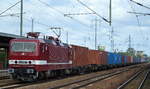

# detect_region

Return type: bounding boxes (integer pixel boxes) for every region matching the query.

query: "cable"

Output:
[64,12,95,16]
[27,0,70,28]
[6,0,31,13]
[38,0,64,15]
[130,0,150,10]
[76,0,109,23]
[128,0,141,28]
[37,0,90,28]
[128,12,150,16]
[0,13,24,17]
[0,1,21,16]
[127,0,144,37]
[128,0,148,51]
[23,17,50,27]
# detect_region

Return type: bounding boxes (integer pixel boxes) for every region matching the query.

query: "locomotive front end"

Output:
[8,39,41,81]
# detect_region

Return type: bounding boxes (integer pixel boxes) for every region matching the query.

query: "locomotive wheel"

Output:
[38,72,45,80]
[22,72,39,82]
[10,74,19,81]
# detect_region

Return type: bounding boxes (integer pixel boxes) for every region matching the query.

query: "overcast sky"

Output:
[0,0,150,54]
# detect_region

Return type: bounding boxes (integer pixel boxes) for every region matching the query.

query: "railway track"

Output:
[48,67,137,89]
[0,70,22,89]
[0,64,146,89]
[117,69,150,89]
[0,75,68,89]
[138,70,150,89]
[0,70,127,89]
[0,77,59,89]
[0,82,30,89]
[0,76,10,80]
[0,70,10,80]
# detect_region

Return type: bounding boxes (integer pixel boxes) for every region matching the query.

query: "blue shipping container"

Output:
[113,53,118,64]
[108,52,120,65]
[133,57,141,63]
[108,52,114,64]
[124,56,127,64]
[117,54,122,64]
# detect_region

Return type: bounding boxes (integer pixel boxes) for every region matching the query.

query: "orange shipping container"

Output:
[99,51,107,65]
[71,45,89,67]
[88,50,100,65]
[88,50,107,65]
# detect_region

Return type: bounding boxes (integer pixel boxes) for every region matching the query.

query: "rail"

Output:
[0,70,10,80]
[0,70,8,73]
[49,68,132,89]
[137,70,150,89]
[117,70,143,89]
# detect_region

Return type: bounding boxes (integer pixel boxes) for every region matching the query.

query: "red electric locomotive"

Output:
[8,32,73,81]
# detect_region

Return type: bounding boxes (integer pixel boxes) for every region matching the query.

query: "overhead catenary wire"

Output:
[37,0,90,28]
[64,12,95,16]
[127,0,142,35]
[0,12,25,17]
[6,0,82,29]
[28,0,76,30]
[127,0,147,51]
[127,0,141,29]
[128,12,150,16]
[4,0,90,41]
[0,1,21,16]
[6,0,32,14]
[3,0,95,41]
[23,17,50,27]
[76,0,110,23]
[130,0,150,10]
[38,0,64,15]
[4,0,72,37]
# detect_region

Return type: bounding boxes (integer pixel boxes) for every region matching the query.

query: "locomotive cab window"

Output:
[11,42,36,52]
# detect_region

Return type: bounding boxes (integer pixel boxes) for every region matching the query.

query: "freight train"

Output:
[8,32,143,82]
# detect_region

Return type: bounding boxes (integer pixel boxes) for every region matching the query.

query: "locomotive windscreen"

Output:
[11,42,36,52]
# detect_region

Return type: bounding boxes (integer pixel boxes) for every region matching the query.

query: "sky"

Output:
[0,0,150,55]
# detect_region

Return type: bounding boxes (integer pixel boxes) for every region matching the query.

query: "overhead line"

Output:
[0,13,25,17]
[23,17,50,27]
[127,0,141,29]
[128,11,150,16]
[64,12,95,16]
[127,0,147,51]
[130,0,150,10]
[38,0,64,15]
[0,1,21,16]
[76,0,110,23]
[37,0,90,28]
[38,0,77,20]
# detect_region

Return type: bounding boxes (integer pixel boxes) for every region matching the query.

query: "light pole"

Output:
[20,0,23,36]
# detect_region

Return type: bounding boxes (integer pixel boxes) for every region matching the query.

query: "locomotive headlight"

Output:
[8,68,14,73]
[27,69,34,74]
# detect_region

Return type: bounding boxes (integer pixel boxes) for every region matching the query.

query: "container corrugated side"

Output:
[88,50,100,65]
[99,51,107,65]
[71,45,89,67]
[107,52,114,64]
